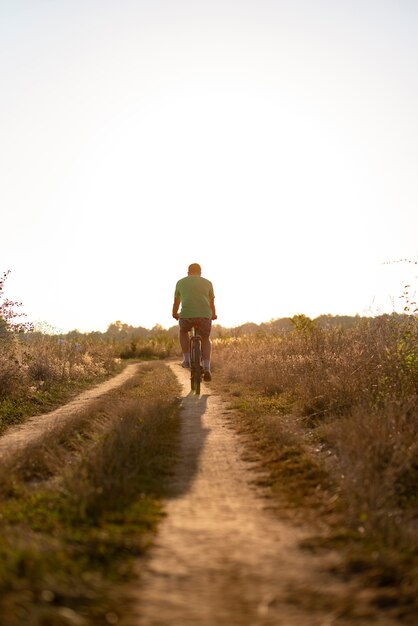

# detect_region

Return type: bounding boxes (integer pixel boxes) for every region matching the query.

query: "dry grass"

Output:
[323,400,418,547]
[0,333,120,432]
[214,315,418,418]
[212,314,418,619]
[0,362,181,625]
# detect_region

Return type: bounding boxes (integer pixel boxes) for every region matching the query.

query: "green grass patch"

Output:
[233,389,293,417]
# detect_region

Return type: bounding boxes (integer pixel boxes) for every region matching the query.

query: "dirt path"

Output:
[0,363,140,457]
[124,363,399,626]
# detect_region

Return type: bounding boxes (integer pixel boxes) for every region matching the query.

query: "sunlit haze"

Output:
[1,0,417,332]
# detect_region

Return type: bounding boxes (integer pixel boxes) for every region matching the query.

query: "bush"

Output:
[0,350,22,401]
[119,337,177,360]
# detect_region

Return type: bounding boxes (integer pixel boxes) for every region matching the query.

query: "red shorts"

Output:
[179,317,212,337]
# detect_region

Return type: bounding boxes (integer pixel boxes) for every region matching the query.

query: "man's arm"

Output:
[172,296,180,320]
[210,295,217,320]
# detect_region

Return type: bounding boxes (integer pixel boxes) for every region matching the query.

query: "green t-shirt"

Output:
[175,275,214,319]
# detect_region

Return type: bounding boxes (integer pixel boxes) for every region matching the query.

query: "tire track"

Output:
[0,363,140,457]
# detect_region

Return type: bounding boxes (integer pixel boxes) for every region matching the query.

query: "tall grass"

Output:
[0,332,120,432]
[214,315,417,416]
[213,314,418,566]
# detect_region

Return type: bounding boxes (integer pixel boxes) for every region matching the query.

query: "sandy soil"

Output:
[121,363,402,626]
[0,363,140,458]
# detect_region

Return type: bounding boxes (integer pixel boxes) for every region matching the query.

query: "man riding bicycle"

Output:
[172,263,217,381]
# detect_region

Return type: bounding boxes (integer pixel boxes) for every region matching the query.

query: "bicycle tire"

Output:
[191,338,201,395]
[190,361,196,393]
[190,339,195,392]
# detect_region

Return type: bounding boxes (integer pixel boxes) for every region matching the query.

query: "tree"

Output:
[289,313,316,334]
[0,270,33,335]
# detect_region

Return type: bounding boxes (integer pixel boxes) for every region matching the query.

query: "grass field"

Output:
[0,311,416,622]
[0,362,181,625]
[212,313,418,620]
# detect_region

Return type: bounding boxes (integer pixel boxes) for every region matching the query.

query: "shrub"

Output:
[0,351,22,401]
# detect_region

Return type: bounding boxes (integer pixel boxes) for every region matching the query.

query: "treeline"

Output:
[25,312,409,361]
[213,313,364,337]
[63,313,377,346]
[55,315,363,359]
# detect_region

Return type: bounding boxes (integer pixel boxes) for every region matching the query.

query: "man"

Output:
[172,263,217,381]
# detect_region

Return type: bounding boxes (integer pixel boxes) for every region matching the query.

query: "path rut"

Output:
[0,363,140,458]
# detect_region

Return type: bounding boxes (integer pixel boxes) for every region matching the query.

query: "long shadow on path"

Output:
[167,390,210,499]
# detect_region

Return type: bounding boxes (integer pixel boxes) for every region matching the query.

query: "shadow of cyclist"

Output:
[167,392,210,499]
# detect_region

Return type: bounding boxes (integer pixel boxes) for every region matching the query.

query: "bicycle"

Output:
[190,325,204,395]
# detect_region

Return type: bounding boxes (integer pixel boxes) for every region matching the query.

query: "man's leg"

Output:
[201,336,212,364]
[179,329,190,366]
[199,318,213,379]
[201,335,212,380]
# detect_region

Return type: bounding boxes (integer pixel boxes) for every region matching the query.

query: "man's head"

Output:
[188,263,202,276]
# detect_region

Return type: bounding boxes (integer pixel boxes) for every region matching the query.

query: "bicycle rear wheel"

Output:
[191,338,201,395]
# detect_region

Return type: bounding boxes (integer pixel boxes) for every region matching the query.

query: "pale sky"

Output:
[1,0,417,332]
